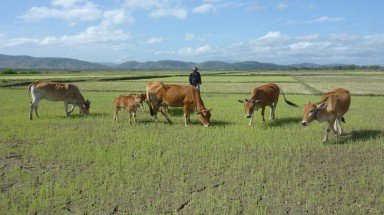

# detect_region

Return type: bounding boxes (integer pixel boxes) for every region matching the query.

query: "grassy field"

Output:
[1,70,383,214]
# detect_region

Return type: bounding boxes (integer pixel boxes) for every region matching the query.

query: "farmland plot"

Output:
[1,70,383,214]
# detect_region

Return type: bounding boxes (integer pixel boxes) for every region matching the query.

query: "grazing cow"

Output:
[28,81,90,120]
[146,81,212,127]
[113,94,146,124]
[238,83,298,125]
[301,88,351,142]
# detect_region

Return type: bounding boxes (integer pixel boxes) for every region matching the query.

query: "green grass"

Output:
[1,71,383,214]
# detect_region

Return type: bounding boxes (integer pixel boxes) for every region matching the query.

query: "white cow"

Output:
[28,81,90,120]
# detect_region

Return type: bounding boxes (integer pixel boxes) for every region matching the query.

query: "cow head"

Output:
[197,107,212,127]
[238,99,263,118]
[81,99,91,115]
[301,101,327,126]
[137,93,147,111]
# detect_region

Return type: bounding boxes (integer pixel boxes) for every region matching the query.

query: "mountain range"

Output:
[0,54,362,71]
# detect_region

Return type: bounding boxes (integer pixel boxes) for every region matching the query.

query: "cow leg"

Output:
[133,111,137,123]
[67,103,76,115]
[248,107,254,126]
[152,108,159,124]
[160,107,173,124]
[261,107,266,122]
[29,95,41,120]
[64,102,71,116]
[184,107,190,126]
[324,119,336,143]
[30,99,41,120]
[248,117,253,126]
[35,105,39,118]
[334,117,343,135]
[127,110,133,124]
[113,107,119,123]
[269,104,275,120]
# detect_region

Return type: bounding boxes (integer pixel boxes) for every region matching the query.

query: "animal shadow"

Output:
[334,129,383,144]
[268,117,302,127]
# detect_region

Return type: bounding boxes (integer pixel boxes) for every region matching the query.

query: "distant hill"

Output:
[117,60,284,70]
[0,54,379,71]
[118,60,196,70]
[0,54,109,70]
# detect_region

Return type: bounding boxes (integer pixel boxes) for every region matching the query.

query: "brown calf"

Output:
[113,94,146,124]
[301,88,351,142]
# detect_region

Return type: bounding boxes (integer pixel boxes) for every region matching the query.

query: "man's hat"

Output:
[193,67,198,71]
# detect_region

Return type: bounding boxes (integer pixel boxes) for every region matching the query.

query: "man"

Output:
[189,67,202,91]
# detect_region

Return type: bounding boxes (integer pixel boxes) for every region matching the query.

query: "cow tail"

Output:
[28,82,36,104]
[280,89,299,107]
[146,89,154,116]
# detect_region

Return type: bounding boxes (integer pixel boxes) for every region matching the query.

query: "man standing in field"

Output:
[189,67,202,91]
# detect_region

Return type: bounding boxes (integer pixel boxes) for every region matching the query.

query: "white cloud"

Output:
[21,0,102,25]
[184,33,211,42]
[304,16,344,23]
[153,32,384,65]
[192,4,215,13]
[100,9,135,27]
[146,37,163,44]
[196,45,212,54]
[56,26,131,44]
[51,0,86,8]
[124,0,163,10]
[290,42,314,50]
[149,8,187,19]
[258,31,283,40]
[0,25,131,48]
[124,0,188,19]
[276,3,288,10]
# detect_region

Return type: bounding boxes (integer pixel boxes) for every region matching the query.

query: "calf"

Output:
[113,94,146,124]
[301,88,351,142]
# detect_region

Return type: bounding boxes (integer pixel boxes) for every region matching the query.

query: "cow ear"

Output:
[326,95,337,112]
[238,100,245,103]
[317,102,327,110]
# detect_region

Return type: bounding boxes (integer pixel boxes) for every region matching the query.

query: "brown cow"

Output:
[113,93,146,124]
[28,81,90,120]
[238,83,298,125]
[301,88,351,142]
[146,81,212,127]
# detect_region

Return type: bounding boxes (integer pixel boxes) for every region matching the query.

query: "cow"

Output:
[28,81,90,120]
[113,93,146,124]
[238,83,298,125]
[301,88,351,142]
[146,81,212,127]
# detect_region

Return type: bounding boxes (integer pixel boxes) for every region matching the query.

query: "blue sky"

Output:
[0,0,383,65]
